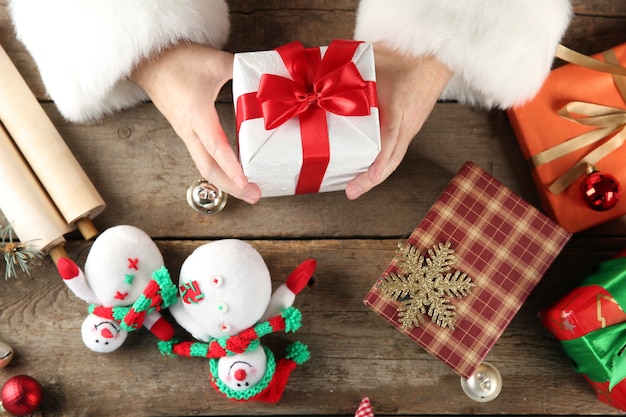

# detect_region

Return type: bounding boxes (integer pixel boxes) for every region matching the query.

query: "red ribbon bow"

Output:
[256,40,372,130]
[236,40,377,194]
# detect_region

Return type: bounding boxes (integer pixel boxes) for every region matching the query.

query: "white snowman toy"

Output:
[56,225,177,353]
[162,239,315,403]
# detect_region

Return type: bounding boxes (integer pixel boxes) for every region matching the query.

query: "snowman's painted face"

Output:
[81,313,128,353]
[216,346,267,391]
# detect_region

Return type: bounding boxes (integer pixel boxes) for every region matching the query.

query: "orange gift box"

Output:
[507,43,626,233]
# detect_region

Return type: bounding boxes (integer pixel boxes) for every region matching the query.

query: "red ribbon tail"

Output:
[296,107,330,194]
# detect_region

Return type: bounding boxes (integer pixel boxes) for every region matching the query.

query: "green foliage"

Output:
[1,224,42,280]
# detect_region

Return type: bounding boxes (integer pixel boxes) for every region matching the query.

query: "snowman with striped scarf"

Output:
[161,239,315,403]
[56,225,177,353]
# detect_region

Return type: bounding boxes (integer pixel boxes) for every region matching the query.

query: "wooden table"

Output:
[1,1,626,415]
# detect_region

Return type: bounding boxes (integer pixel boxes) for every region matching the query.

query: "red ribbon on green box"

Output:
[558,257,626,390]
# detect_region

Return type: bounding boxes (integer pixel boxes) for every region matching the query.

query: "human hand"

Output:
[131,42,262,204]
[345,43,452,200]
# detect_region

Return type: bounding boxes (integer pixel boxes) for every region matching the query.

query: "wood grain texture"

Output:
[2,239,626,416]
[1,1,626,416]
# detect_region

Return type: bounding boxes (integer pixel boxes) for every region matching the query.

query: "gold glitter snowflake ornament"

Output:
[378,241,475,330]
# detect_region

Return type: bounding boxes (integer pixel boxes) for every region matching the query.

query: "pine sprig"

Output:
[1,224,42,280]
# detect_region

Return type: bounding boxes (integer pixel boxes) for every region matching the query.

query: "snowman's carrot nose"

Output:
[101,328,114,339]
[234,369,247,381]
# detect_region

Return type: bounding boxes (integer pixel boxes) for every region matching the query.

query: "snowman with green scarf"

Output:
[161,239,314,403]
[55,225,177,353]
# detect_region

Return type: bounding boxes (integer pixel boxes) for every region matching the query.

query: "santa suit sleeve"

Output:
[354,0,573,109]
[8,0,230,123]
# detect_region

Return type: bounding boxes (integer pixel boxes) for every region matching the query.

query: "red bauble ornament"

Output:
[1,375,43,416]
[580,167,622,211]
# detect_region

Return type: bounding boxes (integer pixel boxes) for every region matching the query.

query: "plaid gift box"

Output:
[364,161,571,378]
[507,43,626,233]
[233,40,381,197]
[540,253,626,412]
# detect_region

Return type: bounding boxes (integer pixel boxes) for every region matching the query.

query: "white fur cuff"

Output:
[355,0,572,109]
[9,0,230,122]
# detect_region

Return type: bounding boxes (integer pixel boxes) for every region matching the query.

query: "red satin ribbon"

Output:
[236,40,377,194]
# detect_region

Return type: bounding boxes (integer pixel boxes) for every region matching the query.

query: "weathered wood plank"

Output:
[1,239,625,416]
[3,101,625,239]
[1,1,626,416]
[570,0,626,15]
[1,0,625,240]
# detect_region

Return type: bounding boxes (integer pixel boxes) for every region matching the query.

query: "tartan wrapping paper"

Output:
[364,161,571,378]
[355,397,374,417]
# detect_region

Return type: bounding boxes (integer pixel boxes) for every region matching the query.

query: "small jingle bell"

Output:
[186,179,227,214]
[0,341,13,370]
[460,362,502,402]
[580,164,621,211]
[0,375,43,416]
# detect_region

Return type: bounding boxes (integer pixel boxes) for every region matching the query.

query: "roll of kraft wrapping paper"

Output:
[0,45,105,240]
[0,123,72,264]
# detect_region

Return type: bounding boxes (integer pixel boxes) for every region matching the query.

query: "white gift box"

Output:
[233,40,381,197]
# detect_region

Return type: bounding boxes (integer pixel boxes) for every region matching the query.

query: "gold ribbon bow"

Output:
[529,45,626,195]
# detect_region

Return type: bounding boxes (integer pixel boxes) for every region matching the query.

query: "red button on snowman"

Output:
[163,239,315,403]
[56,225,176,353]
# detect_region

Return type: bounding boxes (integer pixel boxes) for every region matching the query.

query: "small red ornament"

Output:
[1,375,43,416]
[580,165,621,211]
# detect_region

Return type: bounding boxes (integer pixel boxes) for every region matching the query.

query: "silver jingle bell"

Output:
[0,340,13,369]
[186,179,227,214]
[460,362,502,402]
